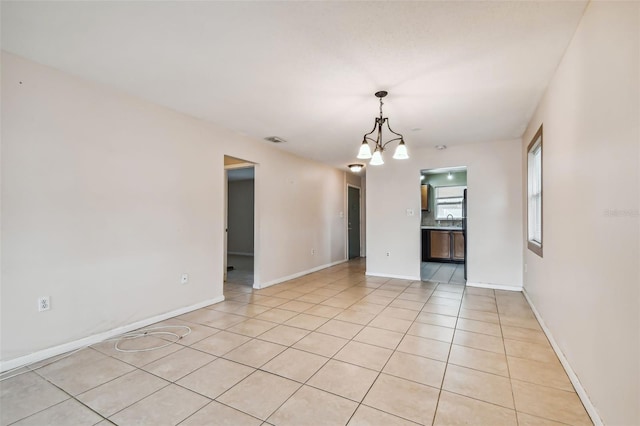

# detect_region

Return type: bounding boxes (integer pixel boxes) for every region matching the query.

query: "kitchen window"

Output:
[435,185,465,219]
[527,125,543,257]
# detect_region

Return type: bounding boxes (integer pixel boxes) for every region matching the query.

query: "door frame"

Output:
[346,183,363,259]
[224,161,258,287]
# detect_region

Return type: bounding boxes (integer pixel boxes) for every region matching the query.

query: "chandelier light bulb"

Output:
[392,140,409,160]
[370,149,384,166]
[357,140,372,159]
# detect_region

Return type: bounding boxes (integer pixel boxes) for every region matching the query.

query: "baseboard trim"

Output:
[256,259,348,289]
[365,272,421,281]
[522,289,603,426]
[466,281,522,292]
[0,295,225,373]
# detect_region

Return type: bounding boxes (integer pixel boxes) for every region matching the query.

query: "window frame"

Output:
[434,185,466,220]
[527,124,543,257]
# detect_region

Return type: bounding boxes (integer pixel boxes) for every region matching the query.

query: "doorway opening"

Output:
[347,185,361,259]
[419,166,467,284]
[225,156,255,287]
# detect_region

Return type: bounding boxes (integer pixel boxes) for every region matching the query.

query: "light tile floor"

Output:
[1,259,592,425]
[421,262,465,284]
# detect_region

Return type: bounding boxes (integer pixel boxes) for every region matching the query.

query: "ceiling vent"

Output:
[264,136,287,143]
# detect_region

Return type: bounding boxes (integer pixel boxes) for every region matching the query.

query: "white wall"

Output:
[366,139,523,288]
[0,52,348,363]
[521,2,639,424]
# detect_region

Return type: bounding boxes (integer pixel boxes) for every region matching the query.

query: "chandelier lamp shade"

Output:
[357,91,409,166]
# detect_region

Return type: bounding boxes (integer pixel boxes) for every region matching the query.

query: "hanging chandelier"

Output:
[357,91,409,165]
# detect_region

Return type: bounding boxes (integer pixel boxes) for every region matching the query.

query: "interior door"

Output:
[348,186,361,259]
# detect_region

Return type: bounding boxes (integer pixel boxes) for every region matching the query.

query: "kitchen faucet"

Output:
[447,214,454,220]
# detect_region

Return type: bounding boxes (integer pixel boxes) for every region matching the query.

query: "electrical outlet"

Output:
[386,251,391,257]
[181,273,189,284]
[311,248,316,255]
[38,296,50,312]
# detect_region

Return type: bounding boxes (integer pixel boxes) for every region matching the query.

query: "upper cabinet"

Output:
[421,184,429,211]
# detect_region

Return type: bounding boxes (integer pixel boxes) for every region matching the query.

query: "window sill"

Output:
[527,241,543,257]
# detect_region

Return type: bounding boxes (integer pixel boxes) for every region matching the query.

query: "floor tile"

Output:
[190,331,251,356]
[433,390,517,426]
[415,311,458,328]
[442,364,514,409]
[0,372,69,425]
[456,317,502,337]
[448,344,509,376]
[368,316,413,333]
[216,371,301,420]
[255,308,299,323]
[379,307,419,321]
[516,411,571,426]
[363,374,439,425]
[257,325,310,346]
[503,338,557,364]
[227,318,277,337]
[396,335,451,362]
[261,348,328,382]
[511,380,591,425]
[316,319,364,339]
[388,299,424,311]
[458,308,500,324]
[278,300,315,313]
[507,356,573,391]
[383,351,446,388]
[12,399,102,426]
[303,304,343,318]
[407,322,454,343]
[501,325,549,345]
[307,359,378,402]
[177,358,254,399]
[77,369,168,417]
[292,332,349,357]
[453,329,505,354]
[141,347,215,382]
[204,313,247,329]
[421,303,459,317]
[36,348,135,395]
[284,313,329,330]
[354,327,404,349]
[268,385,358,426]
[348,405,419,426]
[334,341,393,371]
[109,384,209,426]
[180,401,262,426]
[222,339,286,368]
[333,309,376,325]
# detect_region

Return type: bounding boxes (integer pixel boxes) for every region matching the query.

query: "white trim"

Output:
[256,259,347,289]
[523,289,603,426]
[0,295,225,373]
[466,281,522,292]
[227,251,254,257]
[365,272,421,281]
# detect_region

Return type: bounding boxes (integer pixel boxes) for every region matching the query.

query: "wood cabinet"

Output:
[429,231,451,260]
[424,229,465,263]
[420,184,429,211]
[452,231,465,260]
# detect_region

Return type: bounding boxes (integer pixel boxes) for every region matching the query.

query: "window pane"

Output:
[527,129,543,255]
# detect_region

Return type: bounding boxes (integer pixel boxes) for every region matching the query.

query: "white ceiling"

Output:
[1,1,587,168]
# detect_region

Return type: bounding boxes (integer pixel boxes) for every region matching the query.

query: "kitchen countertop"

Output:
[421,226,463,231]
